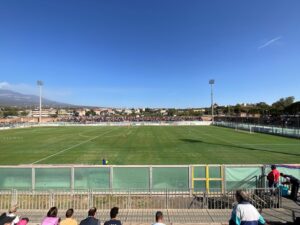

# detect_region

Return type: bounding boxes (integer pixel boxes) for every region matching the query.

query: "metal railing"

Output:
[0,188,282,210]
[214,121,300,138]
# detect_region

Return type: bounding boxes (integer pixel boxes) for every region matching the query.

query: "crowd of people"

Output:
[0,186,299,225]
[0,206,166,225]
[0,166,299,225]
[58,115,203,123]
[216,115,300,129]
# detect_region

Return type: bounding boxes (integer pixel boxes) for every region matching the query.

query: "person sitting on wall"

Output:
[5,206,19,225]
[41,207,60,225]
[104,207,121,225]
[280,173,299,201]
[60,209,78,225]
[152,211,166,225]
[80,207,100,225]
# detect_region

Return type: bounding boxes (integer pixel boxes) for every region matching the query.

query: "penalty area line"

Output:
[31,127,117,164]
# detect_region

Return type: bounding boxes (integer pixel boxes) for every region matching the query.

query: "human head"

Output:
[22,218,29,223]
[110,207,119,219]
[155,211,163,222]
[88,207,97,217]
[280,173,287,178]
[235,190,249,203]
[47,207,58,217]
[66,208,74,218]
[271,165,276,170]
[9,205,18,214]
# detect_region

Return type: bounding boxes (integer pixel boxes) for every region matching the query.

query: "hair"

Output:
[88,207,97,217]
[21,218,29,222]
[110,207,119,219]
[9,205,18,214]
[47,207,58,217]
[280,173,286,177]
[235,190,249,202]
[271,165,276,170]
[155,211,163,222]
[66,208,74,218]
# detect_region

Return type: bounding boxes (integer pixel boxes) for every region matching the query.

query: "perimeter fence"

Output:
[0,164,299,192]
[214,121,300,138]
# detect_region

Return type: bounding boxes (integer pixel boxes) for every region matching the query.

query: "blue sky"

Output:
[0,0,299,108]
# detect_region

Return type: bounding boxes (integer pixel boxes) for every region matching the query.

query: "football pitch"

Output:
[0,125,299,165]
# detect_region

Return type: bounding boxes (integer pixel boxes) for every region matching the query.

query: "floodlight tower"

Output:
[37,80,43,123]
[209,79,215,123]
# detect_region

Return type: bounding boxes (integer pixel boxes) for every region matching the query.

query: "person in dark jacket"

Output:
[79,207,100,225]
[280,173,299,201]
[104,207,121,225]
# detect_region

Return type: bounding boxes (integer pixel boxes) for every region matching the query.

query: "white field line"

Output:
[238,143,300,146]
[78,133,93,138]
[189,127,299,147]
[31,127,117,164]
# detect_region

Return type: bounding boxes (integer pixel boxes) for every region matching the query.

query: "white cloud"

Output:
[258,36,282,49]
[0,81,72,101]
[0,81,36,94]
[0,82,10,89]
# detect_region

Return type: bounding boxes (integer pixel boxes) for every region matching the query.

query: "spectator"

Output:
[267,165,280,188]
[5,206,19,225]
[61,209,78,225]
[41,207,60,225]
[104,207,121,225]
[0,215,15,225]
[229,190,265,225]
[80,207,100,225]
[152,211,165,225]
[280,173,299,201]
[17,218,29,225]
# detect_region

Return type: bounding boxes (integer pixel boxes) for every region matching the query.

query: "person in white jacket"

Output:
[229,190,265,225]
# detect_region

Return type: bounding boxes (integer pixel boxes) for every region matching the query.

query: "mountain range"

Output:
[0,89,74,107]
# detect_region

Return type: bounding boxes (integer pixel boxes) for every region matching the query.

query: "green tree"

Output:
[3,107,18,117]
[20,111,29,117]
[284,101,300,115]
[167,108,176,116]
[233,104,242,114]
[272,96,295,111]
[85,109,96,116]
[271,96,295,115]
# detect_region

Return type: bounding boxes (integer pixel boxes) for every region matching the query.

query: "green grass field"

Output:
[0,125,299,165]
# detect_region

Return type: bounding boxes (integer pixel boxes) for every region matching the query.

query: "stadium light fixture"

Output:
[209,79,215,123]
[37,80,43,123]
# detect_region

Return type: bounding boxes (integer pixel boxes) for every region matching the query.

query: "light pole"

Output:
[37,80,43,123]
[209,79,215,123]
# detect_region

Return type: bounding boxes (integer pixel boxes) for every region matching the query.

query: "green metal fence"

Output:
[0,164,299,192]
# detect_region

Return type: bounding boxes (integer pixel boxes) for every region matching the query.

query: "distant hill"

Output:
[0,89,74,107]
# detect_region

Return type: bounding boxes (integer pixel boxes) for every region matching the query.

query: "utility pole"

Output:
[209,79,215,123]
[37,80,43,123]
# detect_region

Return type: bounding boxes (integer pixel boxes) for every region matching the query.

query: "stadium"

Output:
[1,1,300,225]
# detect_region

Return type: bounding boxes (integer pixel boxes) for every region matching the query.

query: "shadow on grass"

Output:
[180,138,300,157]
